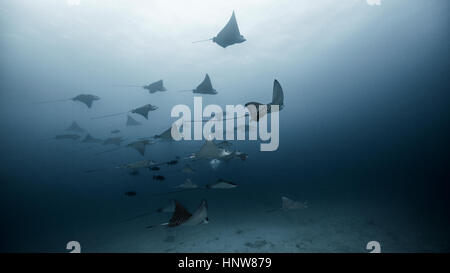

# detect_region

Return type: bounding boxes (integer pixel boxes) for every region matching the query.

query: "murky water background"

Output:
[0,0,449,252]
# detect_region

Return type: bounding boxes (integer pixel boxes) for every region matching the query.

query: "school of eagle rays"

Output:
[38,11,307,230]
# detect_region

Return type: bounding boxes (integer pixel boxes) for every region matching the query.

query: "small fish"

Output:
[111,129,121,134]
[125,191,137,197]
[153,175,165,181]
[150,166,160,171]
[206,178,237,189]
[194,11,246,49]
[166,160,179,166]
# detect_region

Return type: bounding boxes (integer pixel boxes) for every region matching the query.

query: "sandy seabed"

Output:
[84,197,449,253]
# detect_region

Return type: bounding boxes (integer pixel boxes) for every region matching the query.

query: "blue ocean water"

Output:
[0,0,449,252]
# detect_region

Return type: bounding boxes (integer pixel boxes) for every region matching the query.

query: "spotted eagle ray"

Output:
[65,121,85,133]
[187,79,284,123]
[99,138,148,154]
[91,104,158,120]
[115,80,167,94]
[186,140,231,160]
[35,94,100,108]
[184,140,247,170]
[177,74,217,95]
[193,11,246,48]
[146,199,209,229]
[153,178,237,196]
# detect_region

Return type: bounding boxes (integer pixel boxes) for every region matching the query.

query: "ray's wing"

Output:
[132,106,149,119]
[128,142,146,156]
[75,96,93,108]
[126,115,141,126]
[195,74,214,92]
[146,80,165,93]
[282,196,295,210]
[168,201,192,227]
[216,11,241,41]
[157,127,173,140]
[84,99,93,108]
[245,102,264,121]
[66,122,85,132]
[184,199,208,226]
[271,79,284,107]
[197,140,223,159]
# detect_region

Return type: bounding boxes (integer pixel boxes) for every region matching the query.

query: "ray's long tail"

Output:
[146,223,169,230]
[192,38,213,43]
[121,211,159,223]
[33,98,71,104]
[112,84,143,88]
[182,113,250,123]
[91,111,128,120]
